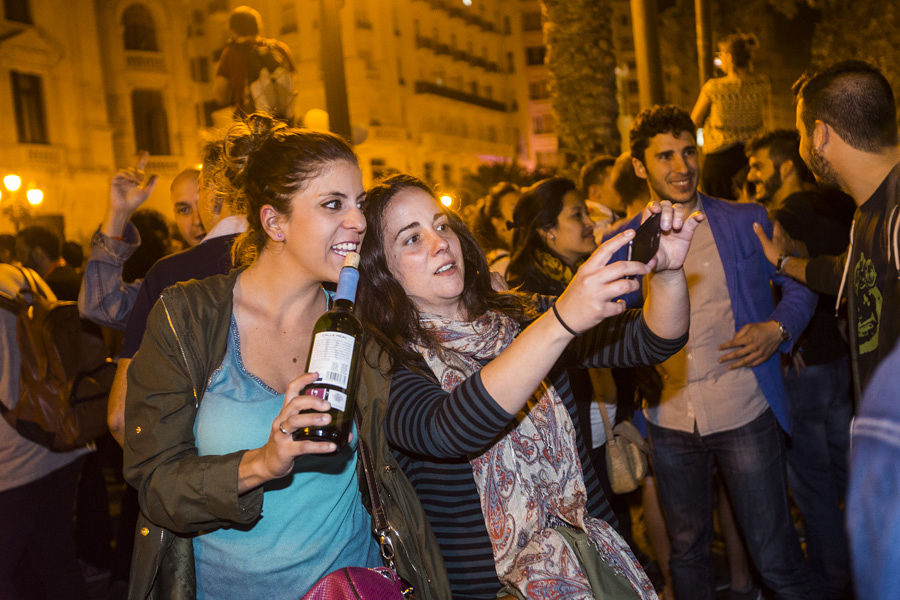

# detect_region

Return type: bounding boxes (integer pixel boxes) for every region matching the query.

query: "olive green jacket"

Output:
[123,270,450,599]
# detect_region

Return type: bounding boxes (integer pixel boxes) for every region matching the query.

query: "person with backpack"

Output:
[214,5,296,123]
[0,263,90,600]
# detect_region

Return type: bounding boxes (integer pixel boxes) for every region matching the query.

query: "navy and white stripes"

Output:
[384,307,686,599]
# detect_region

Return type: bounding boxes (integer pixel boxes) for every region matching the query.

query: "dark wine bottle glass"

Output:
[292,252,362,448]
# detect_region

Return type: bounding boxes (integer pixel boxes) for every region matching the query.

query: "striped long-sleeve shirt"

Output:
[384,304,687,599]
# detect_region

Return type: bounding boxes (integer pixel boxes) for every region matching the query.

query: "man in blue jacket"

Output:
[607,105,816,600]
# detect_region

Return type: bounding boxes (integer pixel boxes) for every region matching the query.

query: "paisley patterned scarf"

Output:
[412,310,656,599]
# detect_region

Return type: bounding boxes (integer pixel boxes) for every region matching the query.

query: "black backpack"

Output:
[0,267,114,452]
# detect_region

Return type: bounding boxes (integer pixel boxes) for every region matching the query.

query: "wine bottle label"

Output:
[308,331,354,389]
[307,387,348,412]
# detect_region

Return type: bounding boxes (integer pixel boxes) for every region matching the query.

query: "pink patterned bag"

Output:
[302,566,408,600]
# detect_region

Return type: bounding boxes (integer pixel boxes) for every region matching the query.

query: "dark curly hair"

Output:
[219,113,358,266]
[357,174,535,370]
[630,105,696,165]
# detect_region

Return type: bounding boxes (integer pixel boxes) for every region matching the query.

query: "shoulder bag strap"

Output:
[357,436,389,534]
[15,265,48,301]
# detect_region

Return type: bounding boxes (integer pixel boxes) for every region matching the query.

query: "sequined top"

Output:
[701,74,770,153]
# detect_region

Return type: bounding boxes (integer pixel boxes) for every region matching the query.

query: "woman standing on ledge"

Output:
[692,32,771,199]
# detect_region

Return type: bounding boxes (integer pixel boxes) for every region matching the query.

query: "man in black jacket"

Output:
[754,60,900,405]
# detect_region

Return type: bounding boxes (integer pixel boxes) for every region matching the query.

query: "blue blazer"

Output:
[604,194,817,433]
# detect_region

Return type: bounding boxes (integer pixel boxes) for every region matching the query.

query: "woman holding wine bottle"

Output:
[357,174,702,599]
[121,115,446,599]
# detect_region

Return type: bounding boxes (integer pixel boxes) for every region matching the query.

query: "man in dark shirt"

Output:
[14,226,82,301]
[755,60,900,404]
[747,129,855,599]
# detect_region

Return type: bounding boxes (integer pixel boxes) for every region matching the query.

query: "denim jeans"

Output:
[784,357,852,599]
[0,457,87,600]
[649,409,812,600]
[847,340,900,600]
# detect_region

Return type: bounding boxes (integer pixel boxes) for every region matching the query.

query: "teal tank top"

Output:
[192,314,380,599]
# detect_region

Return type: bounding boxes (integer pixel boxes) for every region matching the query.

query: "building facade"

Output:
[1,0,531,239]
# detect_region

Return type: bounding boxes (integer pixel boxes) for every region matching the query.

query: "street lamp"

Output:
[4,174,21,192]
[2,174,39,231]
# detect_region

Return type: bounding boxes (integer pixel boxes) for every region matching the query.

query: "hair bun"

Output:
[222,113,289,187]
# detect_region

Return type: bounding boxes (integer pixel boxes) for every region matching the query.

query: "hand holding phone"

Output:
[627,212,661,264]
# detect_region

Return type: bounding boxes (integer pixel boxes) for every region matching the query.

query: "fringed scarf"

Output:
[412,310,656,599]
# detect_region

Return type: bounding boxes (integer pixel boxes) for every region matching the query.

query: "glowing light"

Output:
[440,194,453,207]
[4,175,21,192]
[26,189,43,205]
[462,0,472,6]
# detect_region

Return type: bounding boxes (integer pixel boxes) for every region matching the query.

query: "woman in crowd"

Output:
[468,181,520,277]
[358,173,702,599]
[122,115,441,599]
[691,33,770,199]
[506,177,596,295]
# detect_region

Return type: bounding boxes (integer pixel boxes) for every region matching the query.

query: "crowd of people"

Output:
[1,13,899,600]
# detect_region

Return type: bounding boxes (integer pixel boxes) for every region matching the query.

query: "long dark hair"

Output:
[358,174,535,370]
[219,113,358,266]
[467,181,519,253]
[506,177,577,295]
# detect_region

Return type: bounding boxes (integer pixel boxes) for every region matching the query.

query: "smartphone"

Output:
[627,212,661,264]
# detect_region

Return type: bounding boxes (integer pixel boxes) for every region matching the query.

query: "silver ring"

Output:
[279,422,289,435]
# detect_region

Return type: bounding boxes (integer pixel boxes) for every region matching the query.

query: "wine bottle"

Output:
[292,252,362,448]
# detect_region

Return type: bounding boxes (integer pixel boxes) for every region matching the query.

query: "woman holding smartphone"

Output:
[358,174,701,599]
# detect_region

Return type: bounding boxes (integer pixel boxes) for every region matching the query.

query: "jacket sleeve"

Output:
[78,224,142,331]
[757,212,817,353]
[805,251,847,297]
[123,295,263,533]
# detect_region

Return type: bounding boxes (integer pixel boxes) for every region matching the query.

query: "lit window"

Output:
[11,71,48,144]
[280,3,297,34]
[4,0,32,23]
[131,89,170,155]
[122,4,158,51]
[522,12,542,31]
[190,57,209,82]
[525,46,546,66]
